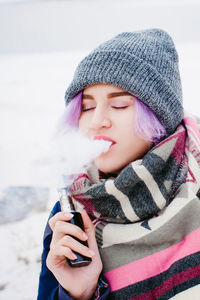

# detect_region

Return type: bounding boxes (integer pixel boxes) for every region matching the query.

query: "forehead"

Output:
[83,83,127,94]
[82,84,133,101]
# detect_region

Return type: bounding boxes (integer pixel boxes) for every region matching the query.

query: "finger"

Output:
[50,244,77,261]
[60,235,95,258]
[81,210,94,234]
[52,220,88,245]
[81,210,99,252]
[48,211,73,230]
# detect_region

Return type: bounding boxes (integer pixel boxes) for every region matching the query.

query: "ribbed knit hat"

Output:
[65,28,184,134]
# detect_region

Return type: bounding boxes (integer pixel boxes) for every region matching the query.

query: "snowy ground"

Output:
[0,43,200,299]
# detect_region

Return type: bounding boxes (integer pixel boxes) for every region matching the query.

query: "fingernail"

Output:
[64,212,73,219]
[88,249,95,257]
[82,232,88,240]
[71,253,77,260]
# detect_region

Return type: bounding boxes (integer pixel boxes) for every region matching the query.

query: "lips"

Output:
[93,135,116,146]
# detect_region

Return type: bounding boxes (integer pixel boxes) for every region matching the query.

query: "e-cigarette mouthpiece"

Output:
[59,188,76,212]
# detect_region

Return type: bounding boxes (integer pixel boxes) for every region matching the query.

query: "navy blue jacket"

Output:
[37,201,110,300]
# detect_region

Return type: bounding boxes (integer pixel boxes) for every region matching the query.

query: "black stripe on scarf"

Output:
[114,165,160,220]
[157,275,200,300]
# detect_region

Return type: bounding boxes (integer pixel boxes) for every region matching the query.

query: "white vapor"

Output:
[35,127,111,188]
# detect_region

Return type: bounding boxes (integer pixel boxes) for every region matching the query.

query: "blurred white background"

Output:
[0,0,200,299]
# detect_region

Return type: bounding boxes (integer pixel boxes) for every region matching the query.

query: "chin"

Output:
[95,158,123,175]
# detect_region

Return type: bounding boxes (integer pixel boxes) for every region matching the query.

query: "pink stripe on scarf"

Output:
[184,116,200,148]
[104,227,200,292]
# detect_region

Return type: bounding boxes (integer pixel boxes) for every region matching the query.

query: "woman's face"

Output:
[78,84,153,174]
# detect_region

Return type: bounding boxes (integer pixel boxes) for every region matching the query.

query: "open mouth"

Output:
[93,135,116,146]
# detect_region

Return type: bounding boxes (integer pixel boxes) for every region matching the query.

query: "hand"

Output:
[46,210,103,300]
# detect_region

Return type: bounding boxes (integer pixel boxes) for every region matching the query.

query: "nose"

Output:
[90,106,111,130]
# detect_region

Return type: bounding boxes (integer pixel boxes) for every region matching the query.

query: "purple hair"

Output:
[60,91,166,144]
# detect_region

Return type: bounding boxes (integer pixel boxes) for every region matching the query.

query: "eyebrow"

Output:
[82,91,131,99]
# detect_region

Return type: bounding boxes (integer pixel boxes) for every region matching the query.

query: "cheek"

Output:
[78,114,87,129]
[120,115,136,140]
[78,116,90,136]
[121,122,152,158]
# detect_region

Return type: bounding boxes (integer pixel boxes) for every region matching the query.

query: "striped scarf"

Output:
[71,113,200,299]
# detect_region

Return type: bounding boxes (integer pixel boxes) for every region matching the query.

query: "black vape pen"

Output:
[59,187,92,267]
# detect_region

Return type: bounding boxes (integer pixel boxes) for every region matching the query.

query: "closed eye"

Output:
[112,106,129,109]
[81,105,96,111]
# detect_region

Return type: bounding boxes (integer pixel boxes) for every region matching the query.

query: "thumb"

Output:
[81,210,102,266]
[81,210,98,250]
[81,209,94,235]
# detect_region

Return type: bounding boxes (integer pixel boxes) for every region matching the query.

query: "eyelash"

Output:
[112,106,128,109]
[82,106,128,112]
[81,107,94,112]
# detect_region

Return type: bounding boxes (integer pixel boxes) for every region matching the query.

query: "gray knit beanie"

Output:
[65,28,184,134]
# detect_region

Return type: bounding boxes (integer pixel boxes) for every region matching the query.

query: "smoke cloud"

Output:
[35,127,111,188]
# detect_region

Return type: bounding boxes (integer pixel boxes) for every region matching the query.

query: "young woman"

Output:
[37,29,200,300]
